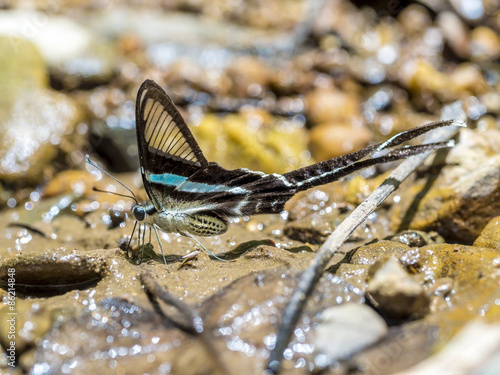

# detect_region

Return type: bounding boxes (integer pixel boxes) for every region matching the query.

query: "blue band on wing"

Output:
[148,173,249,194]
[149,173,187,187]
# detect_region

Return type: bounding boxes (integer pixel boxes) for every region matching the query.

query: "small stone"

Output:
[306,87,360,124]
[351,240,411,266]
[400,59,453,100]
[226,56,272,98]
[387,230,444,248]
[314,303,388,359]
[43,170,97,198]
[449,0,485,21]
[309,123,372,161]
[437,11,470,59]
[450,63,488,95]
[367,258,430,319]
[479,93,500,115]
[193,112,310,173]
[470,26,500,61]
[411,244,500,288]
[398,4,432,35]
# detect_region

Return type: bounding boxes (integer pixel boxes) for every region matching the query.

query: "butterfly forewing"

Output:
[136,80,208,208]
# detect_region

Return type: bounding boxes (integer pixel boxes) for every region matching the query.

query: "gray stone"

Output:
[313,303,388,359]
[367,258,430,319]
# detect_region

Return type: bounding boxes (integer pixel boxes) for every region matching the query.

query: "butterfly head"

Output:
[131,204,146,222]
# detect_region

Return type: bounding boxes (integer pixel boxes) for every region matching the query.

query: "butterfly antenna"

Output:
[86,155,139,204]
[92,187,137,202]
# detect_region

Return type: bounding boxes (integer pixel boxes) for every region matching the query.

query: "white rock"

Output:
[314,303,388,359]
[0,10,92,66]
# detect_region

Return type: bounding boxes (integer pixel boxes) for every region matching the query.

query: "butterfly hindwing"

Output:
[136,80,208,208]
[164,162,297,217]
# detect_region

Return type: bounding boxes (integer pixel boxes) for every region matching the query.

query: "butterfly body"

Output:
[130,79,460,253]
[132,199,229,236]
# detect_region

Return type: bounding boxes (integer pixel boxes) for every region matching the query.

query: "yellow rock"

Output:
[470,26,500,61]
[192,111,312,173]
[473,216,500,250]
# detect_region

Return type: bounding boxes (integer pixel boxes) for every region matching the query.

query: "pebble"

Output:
[470,26,500,61]
[305,87,360,124]
[437,11,470,59]
[313,303,388,359]
[398,4,432,35]
[226,56,272,98]
[309,122,372,161]
[367,258,430,319]
[449,63,488,95]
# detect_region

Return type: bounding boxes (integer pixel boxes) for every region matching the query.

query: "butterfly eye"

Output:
[132,205,146,222]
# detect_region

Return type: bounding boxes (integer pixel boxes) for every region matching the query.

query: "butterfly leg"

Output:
[139,223,145,259]
[152,224,170,272]
[126,221,138,259]
[181,231,229,262]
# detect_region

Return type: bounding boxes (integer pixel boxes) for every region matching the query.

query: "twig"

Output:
[266,101,467,373]
[140,272,229,375]
[140,272,201,333]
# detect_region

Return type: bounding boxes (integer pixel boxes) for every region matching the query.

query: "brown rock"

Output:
[226,56,272,98]
[305,87,360,124]
[390,128,500,242]
[309,123,372,161]
[367,258,430,319]
[398,4,432,35]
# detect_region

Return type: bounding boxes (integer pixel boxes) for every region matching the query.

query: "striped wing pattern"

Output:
[136,80,208,208]
[136,80,455,219]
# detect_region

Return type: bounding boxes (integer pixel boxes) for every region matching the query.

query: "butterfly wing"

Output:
[135,80,456,219]
[164,162,297,217]
[135,80,208,209]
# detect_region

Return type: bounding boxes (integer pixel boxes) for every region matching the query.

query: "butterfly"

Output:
[88,79,459,268]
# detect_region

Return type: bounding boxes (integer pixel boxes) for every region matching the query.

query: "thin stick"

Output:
[140,273,229,375]
[266,101,467,373]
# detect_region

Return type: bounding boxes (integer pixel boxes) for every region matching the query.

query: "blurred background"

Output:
[0,0,497,206]
[1,1,500,374]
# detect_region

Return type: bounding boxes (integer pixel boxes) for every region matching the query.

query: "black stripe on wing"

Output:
[162,162,296,217]
[164,136,454,218]
[135,80,208,207]
[282,120,455,191]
